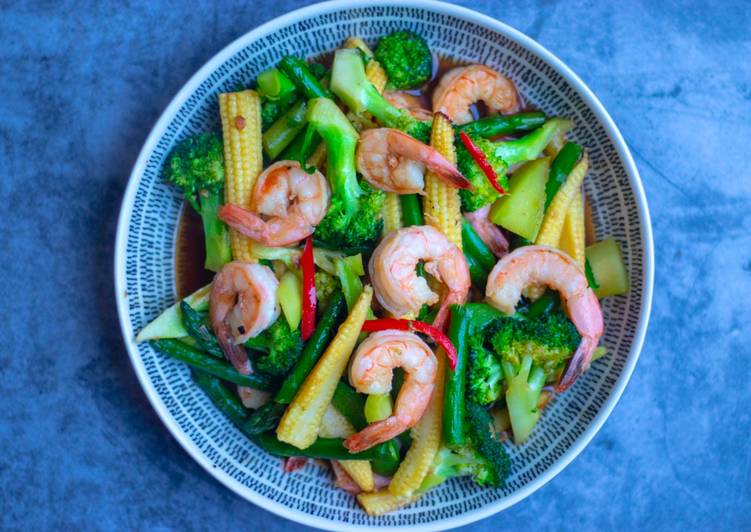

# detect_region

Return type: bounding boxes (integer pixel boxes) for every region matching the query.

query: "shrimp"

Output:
[218,160,330,247]
[432,65,520,125]
[210,261,280,373]
[464,205,509,258]
[383,90,433,121]
[343,330,437,452]
[368,225,470,329]
[485,246,604,392]
[356,128,470,194]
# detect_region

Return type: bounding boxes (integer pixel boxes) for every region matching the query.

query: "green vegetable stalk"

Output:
[164,132,231,271]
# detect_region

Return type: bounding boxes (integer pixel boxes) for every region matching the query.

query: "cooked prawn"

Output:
[485,246,604,391]
[356,128,470,194]
[368,225,470,329]
[433,65,520,125]
[383,90,432,121]
[464,205,509,258]
[343,330,437,452]
[219,160,330,247]
[210,261,280,373]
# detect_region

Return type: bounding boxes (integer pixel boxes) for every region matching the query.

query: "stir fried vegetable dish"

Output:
[137,31,629,515]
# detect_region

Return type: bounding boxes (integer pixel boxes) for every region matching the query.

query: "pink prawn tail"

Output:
[343,417,406,453]
[218,204,265,241]
[424,156,473,190]
[556,336,597,392]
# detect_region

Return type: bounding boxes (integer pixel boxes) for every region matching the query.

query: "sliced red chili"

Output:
[361,318,458,370]
[300,236,316,341]
[459,131,506,195]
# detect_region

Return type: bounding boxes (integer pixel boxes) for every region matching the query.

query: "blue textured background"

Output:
[2,1,749,530]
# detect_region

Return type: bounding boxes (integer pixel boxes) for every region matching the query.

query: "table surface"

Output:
[2,1,749,530]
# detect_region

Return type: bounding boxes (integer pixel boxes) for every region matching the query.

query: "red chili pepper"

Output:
[459,131,506,195]
[300,236,316,341]
[361,318,458,370]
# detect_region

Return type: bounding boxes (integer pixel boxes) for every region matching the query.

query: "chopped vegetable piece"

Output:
[219,89,264,262]
[586,238,629,297]
[278,271,302,331]
[459,131,505,194]
[488,157,551,241]
[536,155,589,247]
[300,236,317,341]
[136,284,211,342]
[424,112,462,247]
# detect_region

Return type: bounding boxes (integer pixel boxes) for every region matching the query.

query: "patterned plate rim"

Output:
[114,1,654,529]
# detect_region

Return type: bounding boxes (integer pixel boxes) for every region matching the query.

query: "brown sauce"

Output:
[175,54,538,292]
[175,206,213,298]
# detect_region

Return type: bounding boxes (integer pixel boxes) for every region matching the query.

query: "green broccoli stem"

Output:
[330,49,428,141]
[306,97,362,219]
[198,191,232,272]
[257,67,297,100]
[262,100,308,159]
[494,118,573,166]
[278,56,331,99]
[443,304,471,447]
[457,112,547,138]
[502,355,546,444]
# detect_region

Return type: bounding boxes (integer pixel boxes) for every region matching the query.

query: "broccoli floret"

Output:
[314,271,338,313]
[314,180,385,251]
[374,30,433,90]
[421,401,510,490]
[456,136,509,212]
[244,318,302,376]
[330,49,431,142]
[467,334,503,405]
[164,132,231,271]
[491,312,580,374]
[501,355,546,444]
[456,118,573,212]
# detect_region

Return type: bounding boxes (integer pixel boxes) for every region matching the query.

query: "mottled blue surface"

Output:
[1,0,749,530]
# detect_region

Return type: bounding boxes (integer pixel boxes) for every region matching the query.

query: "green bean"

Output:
[278,56,331,99]
[399,194,424,227]
[545,142,583,210]
[190,369,250,427]
[443,304,471,447]
[151,339,277,391]
[262,100,308,159]
[461,218,497,272]
[255,432,392,461]
[331,380,367,431]
[180,302,223,358]
[275,291,346,403]
[242,401,287,436]
[465,248,489,287]
[457,112,547,138]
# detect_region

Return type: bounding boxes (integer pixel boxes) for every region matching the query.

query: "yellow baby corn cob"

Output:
[389,353,446,497]
[558,189,586,268]
[423,113,462,248]
[318,405,375,492]
[276,286,373,449]
[343,37,388,93]
[535,154,589,248]
[382,193,403,235]
[219,90,263,262]
[358,490,421,516]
